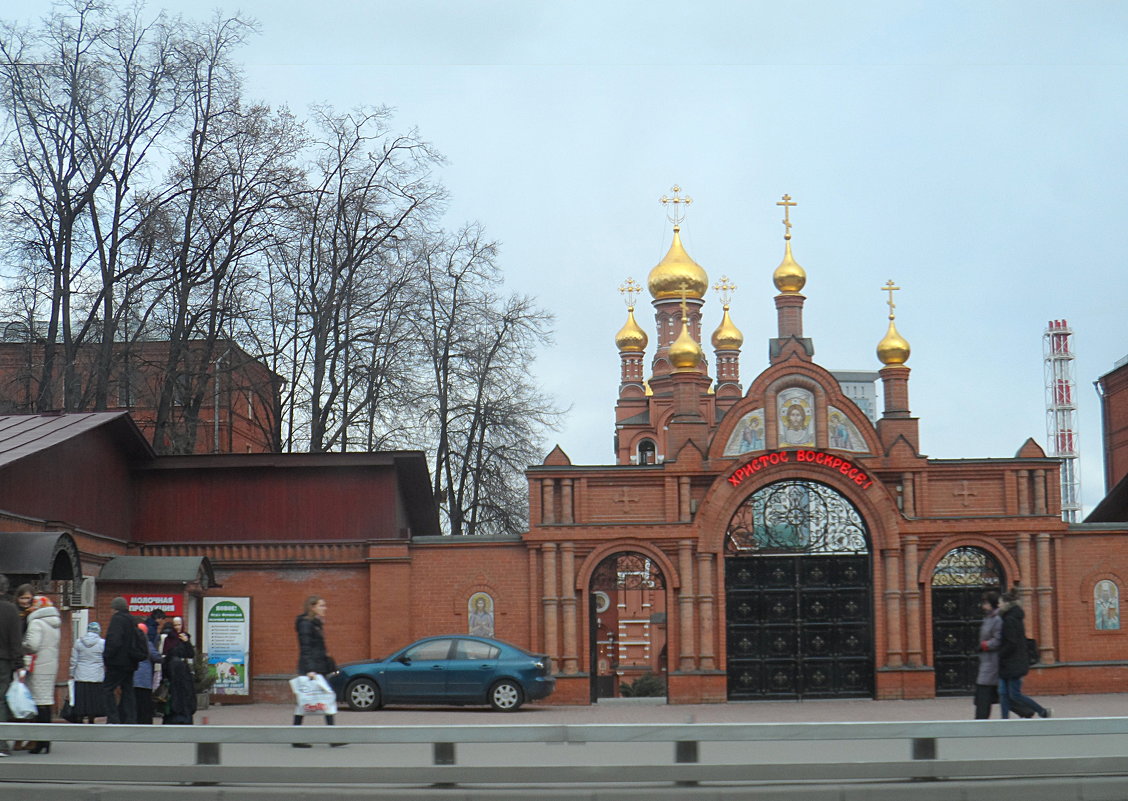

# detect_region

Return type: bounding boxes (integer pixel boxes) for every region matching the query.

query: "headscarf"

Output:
[87,621,102,634]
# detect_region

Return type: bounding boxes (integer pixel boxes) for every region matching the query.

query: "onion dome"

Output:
[876,319,911,366]
[669,315,703,371]
[772,239,806,294]
[648,227,708,299]
[615,307,648,352]
[711,304,744,350]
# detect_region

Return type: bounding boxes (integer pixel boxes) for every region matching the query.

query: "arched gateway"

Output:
[588,551,668,701]
[725,479,873,699]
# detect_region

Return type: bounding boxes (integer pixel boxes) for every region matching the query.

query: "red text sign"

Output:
[124,593,182,616]
[728,450,875,490]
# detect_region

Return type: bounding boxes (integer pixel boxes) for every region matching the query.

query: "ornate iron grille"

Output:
[590,552,666,590]
[726,480,868,555]
[930,547,1002,587]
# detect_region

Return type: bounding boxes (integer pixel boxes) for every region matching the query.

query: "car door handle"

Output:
[431,665,444,670]
[479,665,491,669]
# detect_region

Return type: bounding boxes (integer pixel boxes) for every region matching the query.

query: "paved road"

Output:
[4,693,1128,800]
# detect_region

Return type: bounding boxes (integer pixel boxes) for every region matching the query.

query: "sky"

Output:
[11,0,1128,513]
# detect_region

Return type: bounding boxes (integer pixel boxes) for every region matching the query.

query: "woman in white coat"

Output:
[23,595,61,754]
[69,621,106,723]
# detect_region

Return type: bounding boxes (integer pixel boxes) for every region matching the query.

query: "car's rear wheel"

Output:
[489,679,523,711]
[345,678,381,711]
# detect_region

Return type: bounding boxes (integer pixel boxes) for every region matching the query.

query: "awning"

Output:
[0,531,82,581]
[98,556,218,589]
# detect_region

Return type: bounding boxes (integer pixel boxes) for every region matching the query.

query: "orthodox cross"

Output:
[612,488,639,509]
[713,275,737,306]
[776,194,797,240]
[619,277,641,308]
[660,184,692,227]
[954,480,976,507]
[881,279,901,319]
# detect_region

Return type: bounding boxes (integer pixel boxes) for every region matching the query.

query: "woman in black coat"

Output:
[292,595,340,746]
[997,592,1050,719]
[162,617,197,725]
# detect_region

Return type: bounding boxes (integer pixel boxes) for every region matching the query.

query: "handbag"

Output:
[5,674,37,719]
[1026,637,1040,665]
[289,673,338,716]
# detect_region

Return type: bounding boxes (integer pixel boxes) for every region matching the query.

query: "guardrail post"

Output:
[196,742,221,765]
[911,736,938,782]
[675,740,699,787]
[432,742,457,788]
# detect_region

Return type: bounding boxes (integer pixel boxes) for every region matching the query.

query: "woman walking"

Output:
[973,591,1002,719]
[69,621,106,723]
[22,595,61,753]
[998,591,1051,719]
[293,595,341,747]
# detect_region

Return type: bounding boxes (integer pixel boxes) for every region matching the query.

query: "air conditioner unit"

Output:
[76,576,96,608]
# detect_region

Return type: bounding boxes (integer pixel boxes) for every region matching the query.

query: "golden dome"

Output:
[772,239,806,294]
[876,319,911,366]
[615,307,648,352]
[711,304,744,350]
[669,315,703,371]
[648,226,708,299]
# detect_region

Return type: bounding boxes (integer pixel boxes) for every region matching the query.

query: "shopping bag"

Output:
[289,673,338,716]
[5,674,36,719]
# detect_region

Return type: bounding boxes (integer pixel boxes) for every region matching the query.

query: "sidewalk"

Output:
[194,691,1128,726]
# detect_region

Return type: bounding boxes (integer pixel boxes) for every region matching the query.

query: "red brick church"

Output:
[2,195,1126,705]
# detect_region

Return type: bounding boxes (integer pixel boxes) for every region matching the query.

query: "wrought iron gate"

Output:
[725,480,873,700]
[931,547,1004,696]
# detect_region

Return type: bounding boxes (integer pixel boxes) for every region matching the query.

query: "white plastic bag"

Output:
[289,673,338,716]
[5,674,36,719]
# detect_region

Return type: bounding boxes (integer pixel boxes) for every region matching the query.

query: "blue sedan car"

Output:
[329,635,556,712]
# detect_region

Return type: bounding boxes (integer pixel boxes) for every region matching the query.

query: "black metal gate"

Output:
[931,547,1004,696]
[725,480,873,700]
[726,555,872,698]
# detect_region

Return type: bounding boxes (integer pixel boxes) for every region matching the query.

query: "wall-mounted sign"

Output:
[203,597,251,696]
[124,593,182,617]
[728,450,875,490]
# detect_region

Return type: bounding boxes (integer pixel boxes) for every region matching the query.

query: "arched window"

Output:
[637,439,656,466]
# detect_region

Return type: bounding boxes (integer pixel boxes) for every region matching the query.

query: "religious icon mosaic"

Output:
[468,592,495,637]
[723,408,765,456]
[777,387,815,448]
[1095,580,1120,631]
[827,406,868,453]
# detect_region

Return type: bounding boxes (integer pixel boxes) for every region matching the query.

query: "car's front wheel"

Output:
[345,677,381,711]
[489,679,523,711]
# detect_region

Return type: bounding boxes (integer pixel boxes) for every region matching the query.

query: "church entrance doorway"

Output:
[931,546,1004,696]
[725,480,873,700]
[588,552,667,702]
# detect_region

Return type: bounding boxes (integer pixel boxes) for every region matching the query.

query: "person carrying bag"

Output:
[291,595,343,748]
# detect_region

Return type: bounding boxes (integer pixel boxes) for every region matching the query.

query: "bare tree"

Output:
[412,225,563,535]
[0,0,183,410]
[273,106,442,453]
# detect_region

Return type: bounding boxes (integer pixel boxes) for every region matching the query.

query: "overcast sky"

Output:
[14,0,1128,513]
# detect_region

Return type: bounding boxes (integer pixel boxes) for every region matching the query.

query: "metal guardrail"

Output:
[1,718,1127,787]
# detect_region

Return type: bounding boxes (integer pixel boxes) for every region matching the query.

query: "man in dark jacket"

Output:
[103,596,139,724]
[997,591,1051,719]
[0,574,24,756]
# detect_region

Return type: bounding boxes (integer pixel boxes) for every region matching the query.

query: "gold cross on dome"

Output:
[660,184,693,227]
[713,275,737,306]
[619,277,641,308]
[776,194,797,240]
[881,279,901,319]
